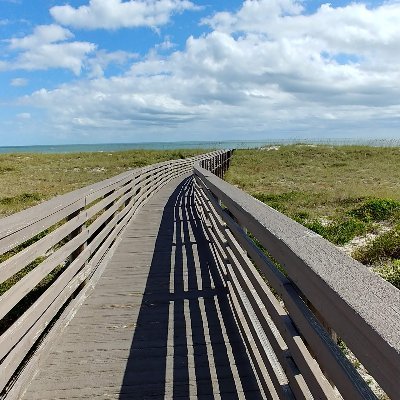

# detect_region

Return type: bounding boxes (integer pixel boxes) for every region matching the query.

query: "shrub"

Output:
[305,218,367,245]
[374,260,400,290]
[349,198,400,222]
[353,225,400,264]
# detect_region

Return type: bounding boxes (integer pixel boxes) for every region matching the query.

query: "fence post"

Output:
[67,206,86,265]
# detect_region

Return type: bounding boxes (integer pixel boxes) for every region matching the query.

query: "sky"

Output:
[1,0,400,145]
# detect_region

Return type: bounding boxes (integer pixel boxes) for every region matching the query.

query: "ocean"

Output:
[0,139,399,154]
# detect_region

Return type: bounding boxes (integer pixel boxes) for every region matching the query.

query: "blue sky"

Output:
[1,0,400,145]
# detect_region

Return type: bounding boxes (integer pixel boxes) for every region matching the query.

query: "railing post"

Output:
[97,188,119,245]
[223,152,227,175]
[124,178,134,208]
[67,206,87,265]
[66,205,88,295]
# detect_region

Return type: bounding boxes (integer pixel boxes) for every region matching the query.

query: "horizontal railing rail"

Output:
[194,160,400,399]
[0,150,231,395]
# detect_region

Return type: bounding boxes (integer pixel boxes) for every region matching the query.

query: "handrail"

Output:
[0,150,230,395]
[194,160,399,399]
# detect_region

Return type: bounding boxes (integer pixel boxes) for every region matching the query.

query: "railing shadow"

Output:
[119,177,262,399]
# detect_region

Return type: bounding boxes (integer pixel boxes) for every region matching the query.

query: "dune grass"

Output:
[225,145,400,218]
[0,149,204,218]
[225,145,400,288]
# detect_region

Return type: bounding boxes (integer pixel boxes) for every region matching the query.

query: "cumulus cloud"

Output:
[20,0,400,139]
[4,25,96,75]
[9,24,73,49]
[155,36,176,51]
[86,50,139,78]
[50,0,198,30]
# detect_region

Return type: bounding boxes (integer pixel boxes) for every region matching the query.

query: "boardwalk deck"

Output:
[20,175,264,399]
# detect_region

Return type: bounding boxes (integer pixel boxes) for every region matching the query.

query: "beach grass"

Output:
[225,145,400,288]
[0,149,204,218]
[225,145,400,218]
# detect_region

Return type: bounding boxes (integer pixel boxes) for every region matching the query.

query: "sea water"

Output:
[0,138,399,154]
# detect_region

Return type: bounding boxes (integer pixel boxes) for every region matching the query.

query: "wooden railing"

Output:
[194,159,400,399]
[0,150,230,396]
[2,149,398,399]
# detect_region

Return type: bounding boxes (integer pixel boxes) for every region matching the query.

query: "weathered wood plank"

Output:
[11,158,261,399]
[194,164,399,398]
[195,180,363,398]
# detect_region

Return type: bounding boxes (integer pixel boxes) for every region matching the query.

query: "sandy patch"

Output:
[339,222,392,257]
[260,145,280,151]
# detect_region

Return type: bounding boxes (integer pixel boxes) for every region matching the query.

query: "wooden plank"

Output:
[225,244,335,399]
[0,181,138,284]
[196,174,378,399]
[14,168,262,400]
[227,275,294,399]
[225,250,314,399]
[227,280,280,400]
[0,173,152,322]
[0,170,141,253]
[0,151,202,255]
[0,151,230,395]
[0,192,136,371]
[194,165,400,398]
[197,182,347,398]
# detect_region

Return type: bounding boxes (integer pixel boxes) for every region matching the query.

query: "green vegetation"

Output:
[305,218,368,246]
[353,225,400,264]
[349,198,400,222]
[225,145,400,289]
[374,260,400,289]
[0,149,204,217]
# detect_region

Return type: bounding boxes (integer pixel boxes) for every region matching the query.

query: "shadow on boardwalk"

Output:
[119,177,263,399]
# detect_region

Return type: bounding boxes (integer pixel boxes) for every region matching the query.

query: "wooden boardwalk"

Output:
[2,151,398,399]
[21,175,264,399]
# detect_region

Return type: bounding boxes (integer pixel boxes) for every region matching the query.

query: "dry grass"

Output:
[225,145,400,220]
[225,145,400,288]
[0,149,204,218]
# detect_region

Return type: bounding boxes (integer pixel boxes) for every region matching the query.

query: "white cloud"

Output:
[4,25,96,75]
[50,0,198,30]
[204,1,400,62]
[155,36,176,51]
[9,25,73,49]
[10,77,28,86]
[19,1,400,140]
[86,50,139,78]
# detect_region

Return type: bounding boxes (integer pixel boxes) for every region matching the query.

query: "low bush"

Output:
[349,198,400,222]
[353,225,400,264]
[374,260,400,290]
[305,218,367,245]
